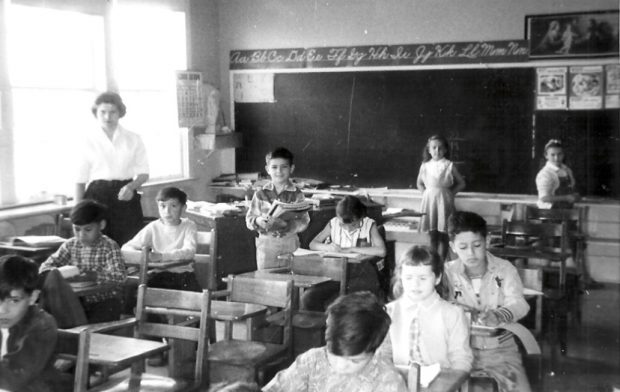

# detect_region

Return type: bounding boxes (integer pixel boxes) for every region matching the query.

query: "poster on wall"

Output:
[536,67,567,110]
[569,65,603,109]
[605,64,620,109]
[233,73,275,103]
[176,71,206,127]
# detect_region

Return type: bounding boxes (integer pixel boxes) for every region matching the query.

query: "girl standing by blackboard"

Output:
[535,139,579,209]
[417,135,466,261]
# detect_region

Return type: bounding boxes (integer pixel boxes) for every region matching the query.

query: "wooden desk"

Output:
[0,243,61,263]
[210,300,268,322]
[69,282,120,298]
[89,332,169,368]
[238,270,332,289]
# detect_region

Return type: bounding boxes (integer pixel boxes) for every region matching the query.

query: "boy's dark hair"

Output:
[91,91,127,117]
[422,134,451,162]
[392,245,442,298]
[0,255,39,300]
[156,187,187,205]
[325,291,390,357]
[448,211,488,240]
[70,199,108,226]
[265,147,294,165]
[336,196,367,224]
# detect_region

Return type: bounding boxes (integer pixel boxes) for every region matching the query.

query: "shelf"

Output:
[196,132,242,150]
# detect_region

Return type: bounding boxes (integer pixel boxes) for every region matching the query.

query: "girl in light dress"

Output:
[417,135,466,261]
[377,245,472,377]
[535,139,579,209]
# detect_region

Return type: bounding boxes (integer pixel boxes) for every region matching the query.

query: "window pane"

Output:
[12,89,96,202]
[8,5,105,89]
[114,6,188,180]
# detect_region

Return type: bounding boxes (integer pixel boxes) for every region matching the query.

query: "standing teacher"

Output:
[75,92,149,246]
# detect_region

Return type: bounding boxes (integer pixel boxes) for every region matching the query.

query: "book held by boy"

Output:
[268,200,313,220]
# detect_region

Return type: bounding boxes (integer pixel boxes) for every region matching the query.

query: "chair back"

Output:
[292,255,348,295]
[517,267,543,337]
[55,329,91,392]
[226,275,294,347]
[500,220,569,254]
[194,228,217,289]
[135,284,211,384]
[525,205,586,231]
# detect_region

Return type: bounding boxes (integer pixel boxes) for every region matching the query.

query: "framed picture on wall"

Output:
[526,10,619,59]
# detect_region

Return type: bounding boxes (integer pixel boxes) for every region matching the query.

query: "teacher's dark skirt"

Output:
[85,179,144,246]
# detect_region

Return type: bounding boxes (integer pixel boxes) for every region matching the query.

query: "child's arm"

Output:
[38,241,72,273]
[245,192,274,233]
[121,225,151,251]
[446,307,473,373]
[309,223,342,253]
[99,244,128,284]
[0,313,57,391]
[416,163,426,191]
[344,223,387,257]
[159,222,197,261]
[479,267,530,326]
[450,164,466,195]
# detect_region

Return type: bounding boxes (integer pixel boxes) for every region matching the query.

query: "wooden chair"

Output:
[524,205,589,286]
[489,219,571,292]
[89,285,212,391]
[193,229,218,290]
[517,267,544,338]
[208,275,293,385]
[54,328,94,392]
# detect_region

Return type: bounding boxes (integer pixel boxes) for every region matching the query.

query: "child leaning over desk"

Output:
[377,245,472,376]
[304,195,386,310]
[444,211,531,392]
[263,291,408,392]
[39,200,127,324]
[0,255,58,392]
[245,147,310,269]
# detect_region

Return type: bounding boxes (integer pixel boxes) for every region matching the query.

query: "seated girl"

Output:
[263,291,407,392]
[304,196,386,310]
[377,245,472,375]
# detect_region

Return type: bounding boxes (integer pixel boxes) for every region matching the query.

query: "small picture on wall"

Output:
[536,67,567,110]
[526,10,619,59]
[605,64,620,108]
[569,66,603,109]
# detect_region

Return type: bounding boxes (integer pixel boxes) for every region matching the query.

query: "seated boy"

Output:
[39,199,127,324]
[263,291,407,392]
[0,255,58,392]
[245,147,310,270]
[122,186,201,292]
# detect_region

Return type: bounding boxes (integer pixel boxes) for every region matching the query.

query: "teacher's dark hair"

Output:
[92,92,127,118]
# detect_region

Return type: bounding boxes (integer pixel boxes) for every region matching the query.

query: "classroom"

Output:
[0,0,619,391]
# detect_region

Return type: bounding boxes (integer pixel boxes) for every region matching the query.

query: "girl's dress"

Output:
[536,161,576,209]
[377,291,473,372]
[444,252,532,392]
[418,158,455,233]
[263,347,408,392]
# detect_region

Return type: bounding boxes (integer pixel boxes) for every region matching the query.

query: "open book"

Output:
[268,200,312,220]
[6,235,65,247]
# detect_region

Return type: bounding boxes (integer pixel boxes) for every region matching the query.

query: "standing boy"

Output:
[40,199,127,323]
[246,147,310,269]
[0,255,58,392]
[122,186,201,292]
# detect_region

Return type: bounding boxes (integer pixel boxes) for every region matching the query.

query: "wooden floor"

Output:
[530,282,620,392]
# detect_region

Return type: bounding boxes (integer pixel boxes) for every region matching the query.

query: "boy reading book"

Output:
[245,147,310,269]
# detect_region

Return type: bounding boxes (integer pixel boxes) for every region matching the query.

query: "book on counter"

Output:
[268,200,313,220]
[6,235,66,247]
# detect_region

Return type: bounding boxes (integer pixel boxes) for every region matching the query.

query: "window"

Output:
[3,2,188,206]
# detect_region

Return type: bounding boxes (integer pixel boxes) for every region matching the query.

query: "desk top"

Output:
[210,300,268,321]
[425,369,469,392]
[240,270,332,289]
[89,333,169,367]
[71,282,119,297]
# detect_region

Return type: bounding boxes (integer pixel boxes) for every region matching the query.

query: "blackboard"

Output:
[235,69,619,198]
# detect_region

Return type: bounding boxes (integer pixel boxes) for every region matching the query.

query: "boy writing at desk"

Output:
[246,147,310,269]
[0,255,58,392]
[39,200,127,324]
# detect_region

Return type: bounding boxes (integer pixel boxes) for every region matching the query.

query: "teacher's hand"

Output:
[118,185,135,201]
